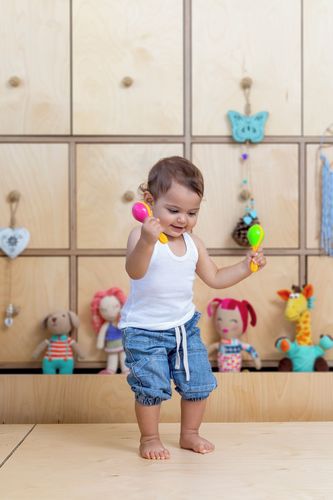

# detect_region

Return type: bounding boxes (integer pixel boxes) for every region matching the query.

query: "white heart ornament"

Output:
[0,227,30,259]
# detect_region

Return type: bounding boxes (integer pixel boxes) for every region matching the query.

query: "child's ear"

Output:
[143,191,155,206]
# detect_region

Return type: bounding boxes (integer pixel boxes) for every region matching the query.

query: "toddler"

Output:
[119,156,266,460]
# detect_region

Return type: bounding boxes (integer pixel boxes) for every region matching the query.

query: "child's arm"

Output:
[193,234,265,289]
[125,217,164,279]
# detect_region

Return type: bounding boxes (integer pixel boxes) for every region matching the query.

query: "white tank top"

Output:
[119,232,198,330]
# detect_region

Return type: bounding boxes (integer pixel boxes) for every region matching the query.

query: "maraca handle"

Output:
[158,233,168,244]
[250,260,259,273]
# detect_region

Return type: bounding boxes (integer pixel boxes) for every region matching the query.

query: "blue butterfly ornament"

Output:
[227,110,269,143]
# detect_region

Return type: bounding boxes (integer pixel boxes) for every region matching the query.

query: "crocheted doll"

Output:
[207,297,261,372]
[275,284,333,371]
[91,287,128,374]
[32,310,84,374]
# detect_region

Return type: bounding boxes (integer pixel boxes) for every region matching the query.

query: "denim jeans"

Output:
[122,312,217,405]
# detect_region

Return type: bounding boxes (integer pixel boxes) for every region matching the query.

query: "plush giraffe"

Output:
[275,284,333,372]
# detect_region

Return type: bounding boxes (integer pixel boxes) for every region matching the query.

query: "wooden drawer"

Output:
[73,0,183,135]
[0,0,70,135]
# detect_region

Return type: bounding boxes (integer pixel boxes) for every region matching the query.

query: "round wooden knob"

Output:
[123,190,135,202]
[240,77,252,90]
[121,76,133,88]
[8,76,21,87]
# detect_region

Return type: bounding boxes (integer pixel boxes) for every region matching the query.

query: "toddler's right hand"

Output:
[141,216,164,245]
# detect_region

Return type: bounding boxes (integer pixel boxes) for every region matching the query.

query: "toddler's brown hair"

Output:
[140,156,204,199]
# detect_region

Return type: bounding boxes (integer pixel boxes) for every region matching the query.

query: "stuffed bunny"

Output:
[207,298,261,372]
[32,310,84,374]
[91,287,128,374]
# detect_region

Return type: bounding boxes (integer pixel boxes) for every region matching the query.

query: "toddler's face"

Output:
[215,308,243,340]
[149,181,201,239]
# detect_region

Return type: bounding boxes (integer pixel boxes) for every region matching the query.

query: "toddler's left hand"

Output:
[246,247,266,271]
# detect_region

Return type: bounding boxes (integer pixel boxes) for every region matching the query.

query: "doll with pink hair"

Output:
[91,287,128,374]
[207,297,261,372]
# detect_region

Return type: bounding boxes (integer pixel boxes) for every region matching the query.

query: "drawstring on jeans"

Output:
[175,324,190,381]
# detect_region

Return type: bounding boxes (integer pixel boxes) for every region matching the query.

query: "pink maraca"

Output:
[132,202,168,244]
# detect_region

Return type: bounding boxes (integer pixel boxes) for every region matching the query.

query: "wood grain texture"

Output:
[0,143,69,248]
[304,0,333,135]
[192,0,301,135]
[73,0,183,135]
[0,0,70,134]
[1,422,333,499]
[0,425,33,463]
[1,373,333,424]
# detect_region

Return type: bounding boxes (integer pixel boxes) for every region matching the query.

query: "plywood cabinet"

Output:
[73,0,183,135]
[0,0,70,135]
[1,1,332,372]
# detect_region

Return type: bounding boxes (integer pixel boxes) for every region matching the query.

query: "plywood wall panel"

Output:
[193,144,299,249]
[0,257,69,364]
[0,0,70,135]
[0,144,69,249]
[304,0,333,135]
[192,0,301,136]
[73,0,183,135]
[76,143,183,249]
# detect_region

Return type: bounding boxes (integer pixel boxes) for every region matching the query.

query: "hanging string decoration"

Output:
[1,191,30,328]
[320,152,333,256]
[227,77,269,247]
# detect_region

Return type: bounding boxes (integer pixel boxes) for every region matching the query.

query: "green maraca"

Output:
[247,224,264,273]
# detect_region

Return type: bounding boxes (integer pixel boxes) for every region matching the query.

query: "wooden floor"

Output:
[1,423,333,499]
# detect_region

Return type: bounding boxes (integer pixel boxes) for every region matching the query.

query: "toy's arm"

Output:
[32,339,49,359]
[275,337,297,356]
[96,323,108,350]
[240,342,261,370]
[71,341,85,360]
[207,342,219,356]
[319,334,333,352]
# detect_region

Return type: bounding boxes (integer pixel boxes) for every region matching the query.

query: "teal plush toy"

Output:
[32,310,85,374]
[275,284,333,372]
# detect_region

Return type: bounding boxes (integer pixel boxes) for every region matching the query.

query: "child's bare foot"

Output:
[140,436,170,460]
[180,432,215,454]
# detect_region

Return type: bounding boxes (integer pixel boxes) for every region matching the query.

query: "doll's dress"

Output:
[218,339,242,372]
[104,323,124,353]
[218,338,258,372]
